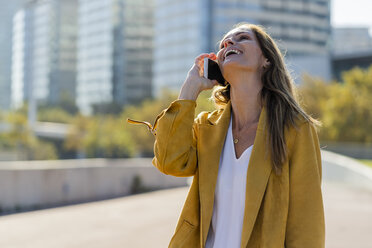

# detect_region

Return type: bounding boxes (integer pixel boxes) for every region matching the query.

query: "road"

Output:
[0,182,372,248]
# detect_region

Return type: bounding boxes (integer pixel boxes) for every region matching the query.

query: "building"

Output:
[0,0,26,111]
[154,0,331,95]
[332,27,372,55]
[331,27,372,80]
[331,50,372,80]
[77,0,153,115]
[11,0,78,110]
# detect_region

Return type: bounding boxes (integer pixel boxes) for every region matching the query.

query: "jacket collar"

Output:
[205,101,232,126]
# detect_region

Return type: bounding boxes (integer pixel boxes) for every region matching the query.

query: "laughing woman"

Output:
[131,23,325,248]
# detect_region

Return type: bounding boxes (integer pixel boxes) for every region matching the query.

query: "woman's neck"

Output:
[228,71,262,131]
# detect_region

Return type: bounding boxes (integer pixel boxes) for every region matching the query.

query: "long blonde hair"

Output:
[213,23,321,175]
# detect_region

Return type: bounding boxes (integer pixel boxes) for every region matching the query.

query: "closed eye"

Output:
[238,35,250,40]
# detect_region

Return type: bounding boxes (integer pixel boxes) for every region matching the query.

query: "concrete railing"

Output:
[1,151,372,214]
[0,158,188,214]
[322,150,372,191]
[321,142,372,159]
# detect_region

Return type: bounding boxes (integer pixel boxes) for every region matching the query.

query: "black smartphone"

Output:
[203,58,226,85]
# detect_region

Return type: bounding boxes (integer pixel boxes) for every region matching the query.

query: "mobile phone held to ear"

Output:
[203,58,226,85]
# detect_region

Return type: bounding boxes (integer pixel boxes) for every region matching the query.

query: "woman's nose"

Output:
[223,38,234,48]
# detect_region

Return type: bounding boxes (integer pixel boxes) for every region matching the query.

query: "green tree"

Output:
[38,107,74,123]
[1,111,58,160]
[299,74,332,121]
[299,66,372,143]
[64,114,134,158]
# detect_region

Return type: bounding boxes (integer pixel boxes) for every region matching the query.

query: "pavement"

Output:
[0,182,372,248]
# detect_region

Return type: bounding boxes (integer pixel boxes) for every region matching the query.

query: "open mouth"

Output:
[224,49,242,60]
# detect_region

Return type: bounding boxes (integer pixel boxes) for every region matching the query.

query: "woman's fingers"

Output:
[194,53,210,65]
[192,53,218,77]
[209,53,217,60]
[194,53,217,66]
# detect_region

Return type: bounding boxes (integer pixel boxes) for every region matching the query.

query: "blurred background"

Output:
[0,0,371,161]
[0,0,371,247]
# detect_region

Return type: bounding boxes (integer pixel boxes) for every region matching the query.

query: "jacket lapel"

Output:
[198,102,231,246]
[240,105,272,248]
[198,102,273,248]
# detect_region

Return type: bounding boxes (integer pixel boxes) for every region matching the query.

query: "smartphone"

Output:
[203,58,226,85]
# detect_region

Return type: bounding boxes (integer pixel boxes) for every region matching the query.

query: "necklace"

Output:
[232,111,260,145]
[233,123,258,145]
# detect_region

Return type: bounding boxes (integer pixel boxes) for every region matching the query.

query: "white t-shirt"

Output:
[205,116,253,248]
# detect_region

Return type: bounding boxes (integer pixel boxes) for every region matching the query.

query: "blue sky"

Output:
[332,0,372,34]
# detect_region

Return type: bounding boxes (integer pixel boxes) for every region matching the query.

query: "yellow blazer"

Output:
[151,99,325,248]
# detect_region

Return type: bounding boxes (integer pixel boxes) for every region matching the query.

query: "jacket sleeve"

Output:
[285,121,325,248]
[152,99,199,177]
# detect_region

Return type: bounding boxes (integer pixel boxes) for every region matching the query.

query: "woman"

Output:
[130,23,325,248]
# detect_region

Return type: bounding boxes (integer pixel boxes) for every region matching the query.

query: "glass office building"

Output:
[154,0,208,96]
[11,0,78,109]
[154,0,331,95]
[0,0,26,110]
[77,0,153,114]
[332,27,372,54]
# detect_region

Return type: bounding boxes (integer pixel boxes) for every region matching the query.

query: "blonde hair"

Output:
[213,23,321,175]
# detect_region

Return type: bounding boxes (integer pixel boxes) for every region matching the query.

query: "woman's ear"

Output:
[263,59,270,68]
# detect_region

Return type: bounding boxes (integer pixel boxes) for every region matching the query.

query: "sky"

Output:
[332,0,372,34]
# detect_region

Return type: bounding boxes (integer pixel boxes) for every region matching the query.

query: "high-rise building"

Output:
[154,0,331,95]
[77,0,153,114]
[11,0,77,109]
[332,27,372,54]
[0,0,26,111]
[331,27,372,80]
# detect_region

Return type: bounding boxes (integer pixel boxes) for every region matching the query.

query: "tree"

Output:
[64,114,135,158]
[38,107,74,123]
[299,65,372,143]
[1,111,58,160]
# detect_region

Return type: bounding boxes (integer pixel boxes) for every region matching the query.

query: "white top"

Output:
[205,116,253,248]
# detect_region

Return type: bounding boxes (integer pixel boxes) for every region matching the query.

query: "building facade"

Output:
[332,27,372,55]
[11,0,78,109]
[154,0,331,95]
[0,0,26,111]
[77,0,153,114]
[331,27,372,80]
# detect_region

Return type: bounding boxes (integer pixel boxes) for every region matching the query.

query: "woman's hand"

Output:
[178,53,219,101]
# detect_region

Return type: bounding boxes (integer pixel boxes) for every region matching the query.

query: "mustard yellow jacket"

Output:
[151,99,325,248]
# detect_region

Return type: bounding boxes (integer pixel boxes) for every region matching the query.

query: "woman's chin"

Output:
[221,60,246,73]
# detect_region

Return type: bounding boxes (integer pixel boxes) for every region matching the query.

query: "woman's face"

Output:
[216,27,267,75]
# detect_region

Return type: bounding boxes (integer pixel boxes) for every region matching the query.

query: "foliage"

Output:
[0,111,58,160]
[195,89,217,116]
[38,107,74,123]
[358,160,372,168]
[298,74,332,120]
[299,66,372,143]
[64,114,134,158]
